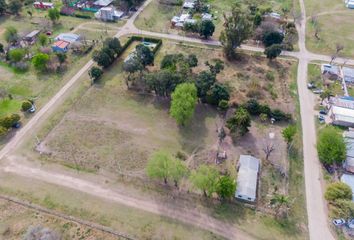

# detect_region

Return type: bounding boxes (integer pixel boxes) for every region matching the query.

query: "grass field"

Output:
[305,0,354,57]
[135,0,296,39]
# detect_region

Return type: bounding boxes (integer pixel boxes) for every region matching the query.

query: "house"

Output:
[171,13,196,28]
[23,30,40,44]
[94,6,124,21]
[182,0,195,9]
[93,0,113,8]
[343,131,354,173]
[55,33,80,43]
[341,174,354,201]
[343,67,354,84]
[321,64,340,80]
[52,40,70,53]
[33,1,54,9]
[330,96,354,127]
[235,155,260,202]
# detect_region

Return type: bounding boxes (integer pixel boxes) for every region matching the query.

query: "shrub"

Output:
[0,113,20,129]
[266,71,275,81]
[218,99,229,110]
[12,61,29,71]
[325,182,352,202]
[317,126,346,165]
[271,109,291,121]
[332,199,354,219]
[22,101,32,111]
[32,53,49,72]
[0,126,7,137]
[8,48,25,62]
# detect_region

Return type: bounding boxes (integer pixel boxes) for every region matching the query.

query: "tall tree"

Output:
[216,175,236,200]
[219,4,253,59]
[190,165,219,197]
[170,159,189,187]
[48,8,60,24]
[8,0,22,15]
[136,44,154,67]
[199,20,215,39]
[123,56,144,88]
[170,83,198,126]
[205,83,230,106]
[88,66,103,84]
[104,37,122,56]
[317,126,346,165]
[227,107,251,136]
[0,0,7,16]
[4,26,19,45]
[146,150,173,184]
[264,44,282,61]
[194,70,216,101]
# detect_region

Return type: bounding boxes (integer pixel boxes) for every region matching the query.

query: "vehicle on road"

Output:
[28,105,36,113]
[318,115,325,123]
[12,122,21,129]
[307,82,316,89]
[313,89,324,94]
[333,219,346,226]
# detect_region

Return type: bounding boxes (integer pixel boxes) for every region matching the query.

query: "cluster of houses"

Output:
[170,0,213,28]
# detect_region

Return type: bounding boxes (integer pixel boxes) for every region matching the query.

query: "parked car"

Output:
[12,122,21,129]
[333,219,346,226]
[313,89,324,94]
[307,83,316,89]
[319,109,328,115]
[323,164,335,174]
[318,115,325,123]
[348,219,354,229]
[28,105,36,113]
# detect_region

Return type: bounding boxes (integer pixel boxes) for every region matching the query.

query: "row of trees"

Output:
[93,37,122,68]
[183,19,215,39]
[146,150,236,200]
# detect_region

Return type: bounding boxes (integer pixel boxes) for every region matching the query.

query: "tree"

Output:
[282,125,296,145]
[320,89,331,103]
[160,53,184,70]
[264,44,282,60]
[205,83,230,106]
[56,52,67,66]
[8,0,22,15]
[93,49,114,68]
[170,83,198,126]
[317,126,346,165]
[0,43,3,53]
[48,8,60,24]
[146,69,183,97]
[190,165,219,197]
[0,114,20,129]
[186,54,198,68]
[254,12,262,26]
[123,56,144,88]
[205,59,224,75]
[146,150,173,184]
[104,37,122,56]
[4,26,19,44]
[170,159,189,187]
[0,126,7,137]
[219,4,253,59]
[270,194,291,218]
[262,31,284,47]
[194,70,216,100]
[38,33,48,46]
[199,20,215,39]
[136,44,154,67]
[325,182,352,202]
[32,53,49,72]
[8,48,25,62]
[216,175,236,200]
[22,101,32,111]
[183,21,199,33]
[227,107,251,136]
[88,66,103,84]
[332,199,354,219]
[0,0,7,16]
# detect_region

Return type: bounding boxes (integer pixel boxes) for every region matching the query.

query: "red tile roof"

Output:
[53,40,70,49]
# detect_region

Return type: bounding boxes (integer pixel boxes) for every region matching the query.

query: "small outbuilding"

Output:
[33,1,54,9]
[55,33,80,43]
[330,96,354,127]
[52,40,70,53]
[24,30,40,43]
[235,155,260,202]
[341,174,354,201]
[93,0,113,8]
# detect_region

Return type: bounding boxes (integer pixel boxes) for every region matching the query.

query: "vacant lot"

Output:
[135,0,295,39]
[305,0,354,56]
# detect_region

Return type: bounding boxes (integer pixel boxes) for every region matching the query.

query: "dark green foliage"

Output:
[264,44,282,60]
[271,108,291,121]
[194,70,216,100]
[136,44,154,66]
[205,59,224,75]
[4,26,19,44]
[0,114,20,129]
[254,12,262,26]
[186,54,198,68]
[160,53,184,70]
[317,126,346,165]
[146,69,183,97]
[104,37,122,56]
[8,0,22,15]
[227,107,251,136]
[183,21,199,33]
[205,83,230,106]
[216,175,236,200]
[21,101,32,111]
[0,0,7,15]
[0,43,3,53]
[199,20,215,39]
[88,66,103,84]
[262,31,284,47]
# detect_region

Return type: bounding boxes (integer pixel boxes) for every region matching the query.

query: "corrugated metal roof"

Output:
[235,155,260,201]
[341,174,354,201]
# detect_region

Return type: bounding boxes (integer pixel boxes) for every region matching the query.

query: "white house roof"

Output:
[343,67,354,83]
[55,33,80,43]
[321,64,340,75]
[94,0,113,7]
[235,155,260,201]
[341,174,354,201]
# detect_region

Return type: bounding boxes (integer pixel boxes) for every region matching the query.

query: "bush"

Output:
[74,13,91,19]
[0,113,20,129]
[218,99,229,110]
[265,71,275,81]
[271,109,291,121]
[8,48,25,63]
[0,126,7,137]
[332,199,354,219]
[12,61,29,71]
[325,182,352,202]
[317,126,346,165]
[22,101,32,111]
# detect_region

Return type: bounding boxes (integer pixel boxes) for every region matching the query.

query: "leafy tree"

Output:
[136,44,154,67]
[4,26,19,44]
[48,8,60,24]
[170,83,198,126]
[270,194,291,218]
[0,126,7,137]
[190,165,219,197]
[219,4,253,59]
[8,48,25,62]
[123,56,144,88]
[160,53,184,70]
[38,33,48,46]
[216,175,236,200]
[320,89,331,102]
[194,70,216,101]
[205,83,230,106]
[183,21,199,33]
[205,59,224,75]
[0,114,20,129]
[93,49,113,68]
[104,37,122,56]
[21,101,32,111]
[332,199,354,219]
[254,12,262,26]
[170,159,189,187]
[325,182,352,202]
[146,150,173,184]
[0,0,7,15]
[186,54,198,68]
[227,107,251,136]
[199,20,215,39]
[317,126,346,165]
[264,44,282,60]
[88,66,103,84]
[8,0,22,15]
[32,53,49,72]
[282,125,296,145]
[262,31,284,47]
[146,69,183,97]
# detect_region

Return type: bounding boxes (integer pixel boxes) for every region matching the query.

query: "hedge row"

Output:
[120,36,163,56]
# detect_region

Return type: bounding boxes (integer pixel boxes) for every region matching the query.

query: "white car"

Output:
[332,219,346,226]
[28,105,36,113]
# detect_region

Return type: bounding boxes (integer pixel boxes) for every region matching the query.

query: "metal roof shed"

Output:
[235,155,260,202]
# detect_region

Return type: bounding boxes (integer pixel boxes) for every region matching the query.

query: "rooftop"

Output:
[235,155,260,201]
[341,174,354,201]
[53,40,70,49]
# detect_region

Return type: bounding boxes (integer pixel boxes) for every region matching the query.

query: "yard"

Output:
[11,38,308,239]
[135,0,296,40]
[305,0,354,57]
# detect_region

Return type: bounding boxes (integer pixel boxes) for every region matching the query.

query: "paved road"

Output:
[0,0,349,239]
